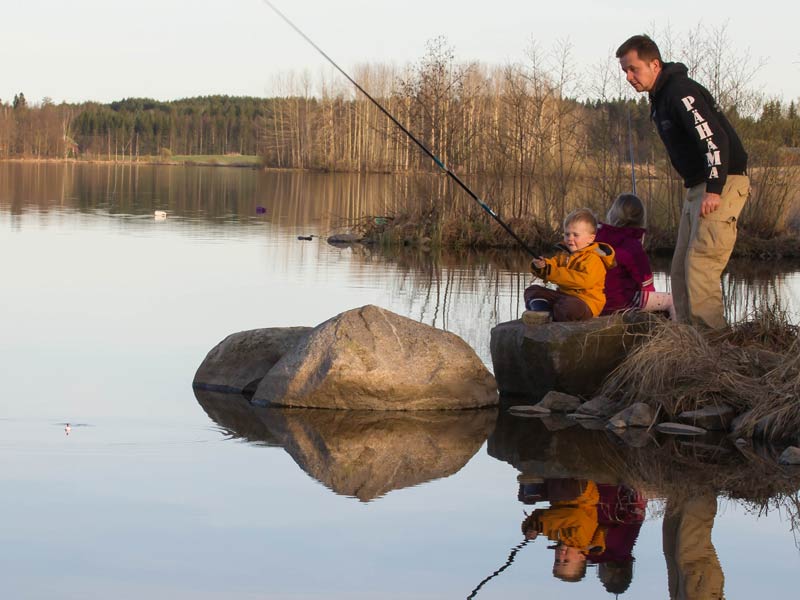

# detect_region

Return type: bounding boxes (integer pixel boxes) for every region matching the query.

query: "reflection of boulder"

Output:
[195,388,497,501]
[253,305,498,410]
[489,412,624,484]
[195,389,281,446]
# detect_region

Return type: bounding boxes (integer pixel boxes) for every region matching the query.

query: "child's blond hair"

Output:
[606,194,646,228]
[564,208,598,233]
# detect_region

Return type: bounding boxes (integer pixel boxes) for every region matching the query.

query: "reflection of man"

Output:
[662,493,724,599]
[616,34,749,330]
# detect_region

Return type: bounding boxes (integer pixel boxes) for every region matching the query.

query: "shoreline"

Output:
[5,157,798,259]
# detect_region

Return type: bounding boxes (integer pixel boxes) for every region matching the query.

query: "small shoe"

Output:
[522,310,551,326]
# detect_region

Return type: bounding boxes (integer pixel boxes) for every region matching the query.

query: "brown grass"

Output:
[599,306,800,441]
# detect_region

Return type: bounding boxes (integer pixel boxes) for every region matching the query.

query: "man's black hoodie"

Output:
[649,62,747,194]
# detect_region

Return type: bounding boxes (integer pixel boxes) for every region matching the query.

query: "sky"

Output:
[2,0,799,106]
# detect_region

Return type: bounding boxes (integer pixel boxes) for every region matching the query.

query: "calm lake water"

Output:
[2,162,799,599]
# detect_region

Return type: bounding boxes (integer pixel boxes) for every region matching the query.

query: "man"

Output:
[616,34,750,330]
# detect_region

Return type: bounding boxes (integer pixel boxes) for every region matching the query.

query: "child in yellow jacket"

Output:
[523,208,615,324]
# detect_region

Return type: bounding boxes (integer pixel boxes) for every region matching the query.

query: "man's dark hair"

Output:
[616,34,663,64]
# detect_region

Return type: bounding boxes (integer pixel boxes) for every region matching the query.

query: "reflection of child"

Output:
[523,208,615,324]
[590,484,647,594]
[520,479,606,583]
[596,194,675,319]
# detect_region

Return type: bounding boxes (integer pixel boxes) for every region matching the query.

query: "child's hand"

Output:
[531,256,546,270]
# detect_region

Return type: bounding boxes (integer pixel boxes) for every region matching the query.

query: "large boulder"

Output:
[193,327,312,394]
[490,313,655,397]
[253,305,498,410]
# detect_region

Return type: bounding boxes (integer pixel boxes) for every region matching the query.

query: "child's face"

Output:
[563,221,596,252]
[553,544,587,579]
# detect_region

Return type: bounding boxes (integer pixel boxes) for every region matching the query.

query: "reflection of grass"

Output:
[163,154,263,167]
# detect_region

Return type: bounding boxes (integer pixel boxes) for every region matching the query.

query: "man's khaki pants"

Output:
[670,175,750,329]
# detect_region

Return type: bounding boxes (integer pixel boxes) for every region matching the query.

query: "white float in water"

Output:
[154,210,167,220]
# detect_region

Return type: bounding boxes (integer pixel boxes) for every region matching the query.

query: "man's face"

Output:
[619,50,661,93]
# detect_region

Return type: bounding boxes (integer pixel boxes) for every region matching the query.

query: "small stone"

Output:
[656,422,707,435]
[608,403,654,428]
[778,446,800,465]
[536,391,582,414]
[734,438,748,447]
[574,395,617,418]
[678,404,735,431]
[509,405,549,417]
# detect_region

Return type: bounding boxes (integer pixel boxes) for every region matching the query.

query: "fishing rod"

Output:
[627,107,637,195]
[261,0,538,257]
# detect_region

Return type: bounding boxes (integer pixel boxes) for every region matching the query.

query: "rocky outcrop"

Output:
[490,313,655,398]
[253,305,497,410]
[193,327,312,394]
[195,388,496,501]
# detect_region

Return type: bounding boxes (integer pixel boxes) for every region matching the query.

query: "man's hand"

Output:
[700,192,721,217]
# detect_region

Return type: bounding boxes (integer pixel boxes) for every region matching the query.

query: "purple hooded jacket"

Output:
[595,223,655,313]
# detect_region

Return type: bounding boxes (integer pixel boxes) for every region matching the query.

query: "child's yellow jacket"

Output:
[532,242,616,316]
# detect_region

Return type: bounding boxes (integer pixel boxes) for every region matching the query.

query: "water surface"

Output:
[1,163,798,599]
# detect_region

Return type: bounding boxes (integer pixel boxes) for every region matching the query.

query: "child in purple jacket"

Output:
[596,194,675,319]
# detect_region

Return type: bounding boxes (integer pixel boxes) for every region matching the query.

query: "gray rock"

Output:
[778,446,800,465]
[253,305,498,410]
[656,422,707,435]
[574,394,617,418]
[490,313,656,397]
[193,327,312,393]
[607,402,654,429]
[536,391,582,413]
[678,404,735,431]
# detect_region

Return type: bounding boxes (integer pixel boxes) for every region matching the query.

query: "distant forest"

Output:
[2,30,799,237]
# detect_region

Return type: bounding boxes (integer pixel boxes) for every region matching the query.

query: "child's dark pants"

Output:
[524,285,593,322]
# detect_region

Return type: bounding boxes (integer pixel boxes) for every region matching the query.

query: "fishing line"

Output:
[466,538,530,598]
[261,0,539,257]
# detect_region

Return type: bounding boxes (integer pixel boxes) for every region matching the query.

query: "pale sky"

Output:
[2,0,799,106]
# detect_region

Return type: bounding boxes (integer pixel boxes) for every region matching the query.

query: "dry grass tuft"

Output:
[599,307,800,440]
[599,321,762,416]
